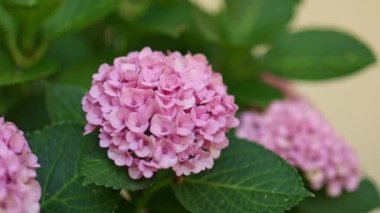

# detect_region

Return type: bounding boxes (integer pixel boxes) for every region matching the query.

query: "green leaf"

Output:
[293,179,380,213]
[45,83,85,124]
[82,139,156,190]
[195,0,300,45]
[27,123,120,212]
[47,34,93,67]
[2,0,42,7]
[1,0,61,51]
[114,178,188,212]
[228,78,283,109]
[259,30,376,80]
[0,83,28,115]
[119,0,153,20]
[147,185,188,213]
[0,2,16,37]
[191,9,222,43]
[5,94,51,132]
[172,134,312,213]
[205,45,282,109]
[42,0,120,40]
[55,56,104,89]
[137,0,193,37]
[0,51,58,86]
[0,93,6,114]
[114,199,134,213]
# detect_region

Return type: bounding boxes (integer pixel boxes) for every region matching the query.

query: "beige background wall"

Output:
[293,0,380,186]
[193,0,380,192]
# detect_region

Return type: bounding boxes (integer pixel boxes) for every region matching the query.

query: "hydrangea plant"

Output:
[0,0,379,212]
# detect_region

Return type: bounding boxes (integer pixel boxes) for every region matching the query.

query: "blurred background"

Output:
[293,0,380,187]
[195,0,380,186]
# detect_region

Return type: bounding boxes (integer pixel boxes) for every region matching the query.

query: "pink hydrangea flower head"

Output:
[0,117,41,213]
[82,47,239,179]
[236,100,361,197]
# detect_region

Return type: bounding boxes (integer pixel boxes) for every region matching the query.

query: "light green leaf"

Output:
[293,179,380,213]
[0,2,16,37]
[45,83,85,124]
[27,123,120,212]
[119,0,152,20]
[173,134,312,213]
[2,0,41,7]
[42,0,120,40]
[1,0,61,51]
[0,51,58,86]
[82,139,156,190]
[259,30,376,80]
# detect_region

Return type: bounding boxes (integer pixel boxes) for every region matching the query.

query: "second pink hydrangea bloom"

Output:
[0,117,41,213]
[237,97,361,197]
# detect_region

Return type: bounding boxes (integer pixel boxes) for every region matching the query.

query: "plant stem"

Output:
[134,177,172,213]
[6,36,50,69]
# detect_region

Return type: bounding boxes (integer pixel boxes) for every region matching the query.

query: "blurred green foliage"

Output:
[0,0,375,114]
[0,0,378,212]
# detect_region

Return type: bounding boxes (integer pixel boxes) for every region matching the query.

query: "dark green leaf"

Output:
[114,179,188,212]
[0,51,58,86]
[206,45,257,81]
[27,123,120,212]
[228,78,283,109]
[114,199,134,213]
[173,134,312,213]
[0,93,6,114]
[205,45,280,109]
[42,0,120,40]
[138,0,192,37]
[55,57,103,89]
[5,94,51,132]
[45,83,85,124]
[82,139,156,190]
[0,84,27,115]
[191,9,222,43]
[148,185,188,213]
[195,0,300,45]
[47,34,93,67]
[259,30,376,80]
[293,179,380,213]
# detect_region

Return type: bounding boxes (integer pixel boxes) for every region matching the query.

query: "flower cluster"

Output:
[82,47,239,179]
[0,117,41,213]
[236,100,361,197]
